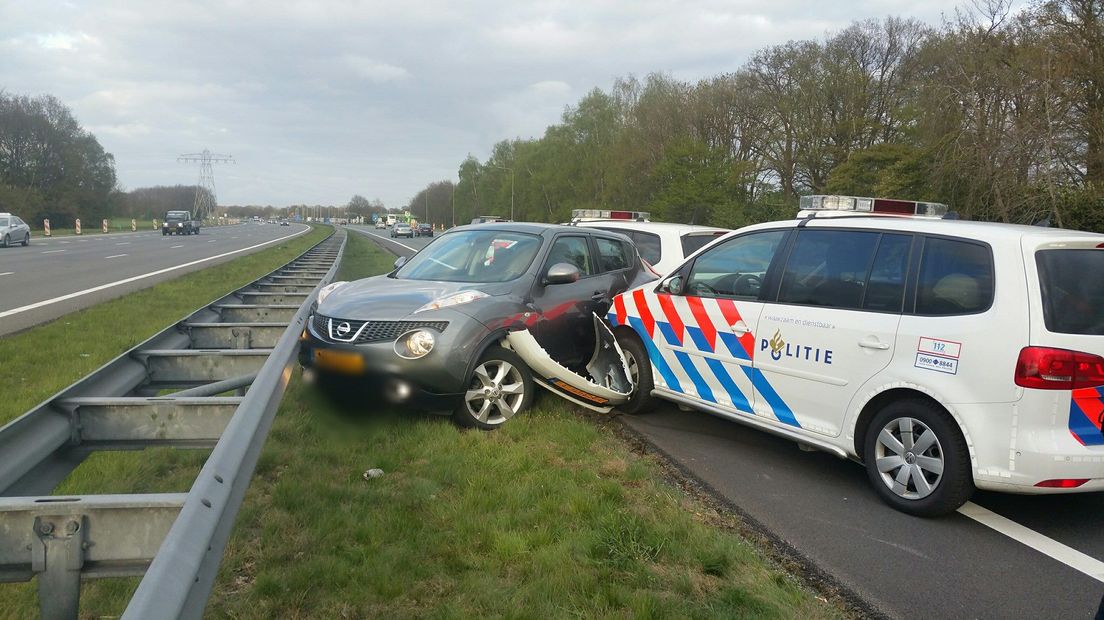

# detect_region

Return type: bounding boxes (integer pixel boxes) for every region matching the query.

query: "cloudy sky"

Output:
[2,1,971,208]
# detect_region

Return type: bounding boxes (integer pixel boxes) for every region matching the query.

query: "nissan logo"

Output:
[335,322,352,337]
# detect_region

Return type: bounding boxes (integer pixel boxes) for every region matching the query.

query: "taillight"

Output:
[1015,346,1104,390]
[1034,478,1090,488]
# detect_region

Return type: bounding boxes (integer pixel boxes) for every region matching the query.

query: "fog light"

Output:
[384,379,412,402]
[394,329,435,359]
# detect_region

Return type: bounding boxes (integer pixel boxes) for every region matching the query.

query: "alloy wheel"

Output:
[873,416,945,500]
[463,359,526,426]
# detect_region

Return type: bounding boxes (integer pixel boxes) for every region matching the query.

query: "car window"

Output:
[680,232,724,258]
[915,237,994,315]
[864,234,913,312]
[14,217,24,226]
[595,237,633,272]
[685,230,786,299]
[628,231,662,265]
[396,230,541,283]
[545,236,593,276]
[777,230,880,310]
[1036,249,1104,335]
[0,217,8,227]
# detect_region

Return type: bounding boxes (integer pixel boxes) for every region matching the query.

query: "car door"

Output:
[632,229,789,419]
[754,229,910,436]
[528,234,605,366]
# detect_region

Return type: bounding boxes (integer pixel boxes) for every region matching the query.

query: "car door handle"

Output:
[591,292,606,301]
[858,337,891,350]
[730,320,750,336]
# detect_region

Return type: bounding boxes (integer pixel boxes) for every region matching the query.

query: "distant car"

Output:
[391,223,414,238]
[0,213,31,247]
[415,223,433,237]
[574,220,729,276]
[300,223,654,428]
[280,220,290,226]
[162,210,200,236]
[375,220,387,229]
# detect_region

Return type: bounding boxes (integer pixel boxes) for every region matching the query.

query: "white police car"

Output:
[606,195,1104,516]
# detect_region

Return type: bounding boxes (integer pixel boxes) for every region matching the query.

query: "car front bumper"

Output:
[299,309,490,410]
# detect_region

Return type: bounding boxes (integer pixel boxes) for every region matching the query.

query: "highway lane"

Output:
[0,222,310,336]
[355,223,1104,619]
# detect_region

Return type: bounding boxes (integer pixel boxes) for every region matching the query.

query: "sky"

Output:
[1,1,972,208]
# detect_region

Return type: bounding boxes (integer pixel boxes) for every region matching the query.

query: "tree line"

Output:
[411,0,1103,232]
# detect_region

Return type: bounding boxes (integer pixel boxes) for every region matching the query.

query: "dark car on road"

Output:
[162,210,200,235]
[300,223,654,428]
[415,223,433,237]
[390,223,414,238]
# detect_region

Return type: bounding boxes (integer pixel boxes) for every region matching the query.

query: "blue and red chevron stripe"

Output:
[608,291,799,428]
[1069,386,1104,446]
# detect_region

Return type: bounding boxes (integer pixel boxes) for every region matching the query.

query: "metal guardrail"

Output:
[0,226,346,619]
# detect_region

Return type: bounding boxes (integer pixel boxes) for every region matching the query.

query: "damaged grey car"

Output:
[300,223,656,428]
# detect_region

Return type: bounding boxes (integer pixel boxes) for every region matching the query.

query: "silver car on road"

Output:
[0,213,31,247]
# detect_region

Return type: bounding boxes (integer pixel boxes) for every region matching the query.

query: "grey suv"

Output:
[300,223,654,428]
[0,213,31,247]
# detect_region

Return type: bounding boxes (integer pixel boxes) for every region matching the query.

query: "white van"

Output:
[608,195,1104,516]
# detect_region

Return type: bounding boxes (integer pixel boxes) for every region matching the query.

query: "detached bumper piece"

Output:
[507,314,633,413]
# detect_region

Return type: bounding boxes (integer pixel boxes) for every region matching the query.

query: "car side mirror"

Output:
[393,256,407,269]
[662,275,683,295]
[545,262,581,285]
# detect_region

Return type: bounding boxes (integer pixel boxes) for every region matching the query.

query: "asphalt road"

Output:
[0,222,310,336]
[353,223,1104,619]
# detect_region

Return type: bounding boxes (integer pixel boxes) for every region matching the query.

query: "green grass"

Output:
[337,229,398,281]
[0,231,843,619]
[0,224,331,427]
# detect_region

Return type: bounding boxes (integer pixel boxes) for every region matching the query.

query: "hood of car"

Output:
[318,275,506,320]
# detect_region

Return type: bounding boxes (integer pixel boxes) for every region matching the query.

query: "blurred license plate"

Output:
[314,349,364,374]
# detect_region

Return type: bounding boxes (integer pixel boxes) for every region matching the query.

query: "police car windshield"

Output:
[395,230,541,283]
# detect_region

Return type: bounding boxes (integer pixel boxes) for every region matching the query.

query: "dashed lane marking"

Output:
[41,249,65,254]
[104,254,127,259]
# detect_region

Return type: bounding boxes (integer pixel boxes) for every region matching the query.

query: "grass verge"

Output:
[0,231,843,619]
[0,224,330,427]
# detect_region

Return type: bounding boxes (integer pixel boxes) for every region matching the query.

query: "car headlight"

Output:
[316,281,348,306]
[177,222,184,227]
[414,290,489,314]
[394,329,436,359]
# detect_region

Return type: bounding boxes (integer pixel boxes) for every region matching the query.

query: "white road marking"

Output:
[170,244,184,249]
[60,241,69,244]
[959,502,1104,583]
[41,249,65,254]
[115,242,130,246]
[0,272,12,276]
[207,240,216,243]
[0,227,310,321]
[104,254,127,259]
[356,228,417,251]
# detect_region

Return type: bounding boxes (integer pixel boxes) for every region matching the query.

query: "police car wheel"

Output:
[615,332,656,414]
[863,399,973,517]
[22,233,29,246]
[453,348,533,430]
[1,234,8,248]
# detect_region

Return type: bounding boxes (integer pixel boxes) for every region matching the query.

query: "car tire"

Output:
[453,347,534,430]
[615,331,656,414]
[2,234,8,248]
[863,399,974,517]
[22,233,29,246]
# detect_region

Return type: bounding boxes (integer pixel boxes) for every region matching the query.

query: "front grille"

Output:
[312,314,447,344]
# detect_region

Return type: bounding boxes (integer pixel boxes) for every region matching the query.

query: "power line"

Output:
[178,149,234,219]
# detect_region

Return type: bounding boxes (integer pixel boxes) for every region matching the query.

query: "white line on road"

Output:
[355,228,417,251]
[41,249,65,254]
[170,244,183,249]
[0,227,310,321]
[959,502,1104,583]
[207,240,216,243]
[115,242,130,246]
[104,254,128,259]
[0,272,12,276]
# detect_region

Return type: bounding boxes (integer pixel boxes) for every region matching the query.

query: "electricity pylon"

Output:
[178,149,234,219]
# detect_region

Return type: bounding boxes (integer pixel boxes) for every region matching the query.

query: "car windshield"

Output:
[167,212,188,219]
[396,230,541,283]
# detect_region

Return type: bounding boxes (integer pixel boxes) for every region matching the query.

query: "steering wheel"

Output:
[732,273,762,296]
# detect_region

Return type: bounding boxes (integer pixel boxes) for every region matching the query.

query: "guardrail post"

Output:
[31,515,86,620]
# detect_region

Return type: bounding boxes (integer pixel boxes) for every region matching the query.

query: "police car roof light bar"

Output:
[571,209,651,222]
[799,195,949,219]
